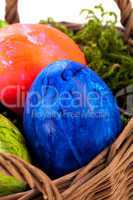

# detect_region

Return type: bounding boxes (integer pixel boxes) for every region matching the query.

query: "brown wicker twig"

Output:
[115,0,133,42]
[5,0,19,24]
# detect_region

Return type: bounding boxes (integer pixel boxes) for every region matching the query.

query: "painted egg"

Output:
[0,114,30,196]
[23,60,122,178]
[0,24,86,114]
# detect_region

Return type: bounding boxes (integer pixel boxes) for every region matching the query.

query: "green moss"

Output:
[0,20,8,28]
[74,5,133,92]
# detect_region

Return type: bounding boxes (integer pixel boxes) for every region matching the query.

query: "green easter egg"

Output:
[0,114,30,196]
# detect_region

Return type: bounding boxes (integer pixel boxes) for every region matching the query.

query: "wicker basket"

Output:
[0,0,132,199]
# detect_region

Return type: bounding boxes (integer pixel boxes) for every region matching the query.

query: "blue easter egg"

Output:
[23,60,122,178]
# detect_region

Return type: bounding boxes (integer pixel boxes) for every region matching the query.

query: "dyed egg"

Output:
[23,60,122,178]
[0,114,30,196]
[0,24,86,114]
[0,114,30,162]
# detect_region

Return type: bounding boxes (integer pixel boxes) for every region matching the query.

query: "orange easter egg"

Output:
[0,24,86,114]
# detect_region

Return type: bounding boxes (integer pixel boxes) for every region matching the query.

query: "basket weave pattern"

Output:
[0,0,133,199]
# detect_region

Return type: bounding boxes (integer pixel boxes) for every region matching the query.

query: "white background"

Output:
[0,0,133,26]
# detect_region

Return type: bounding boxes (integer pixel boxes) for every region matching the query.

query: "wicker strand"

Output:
[115,0,133,41]
[0,153,62,200]
[5,0,19,24]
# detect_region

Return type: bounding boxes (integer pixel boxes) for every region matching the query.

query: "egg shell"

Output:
[0,24,86,114]
[23,60,122,178]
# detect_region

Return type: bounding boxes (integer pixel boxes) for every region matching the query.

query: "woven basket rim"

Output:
[0,117,132,200]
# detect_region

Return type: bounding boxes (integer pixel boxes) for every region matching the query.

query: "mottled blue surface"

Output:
[23,60,122,178]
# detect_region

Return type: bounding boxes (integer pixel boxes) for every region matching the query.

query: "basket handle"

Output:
[5,0,19,24]
[114,0,133,43]
[4,0,133,42]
